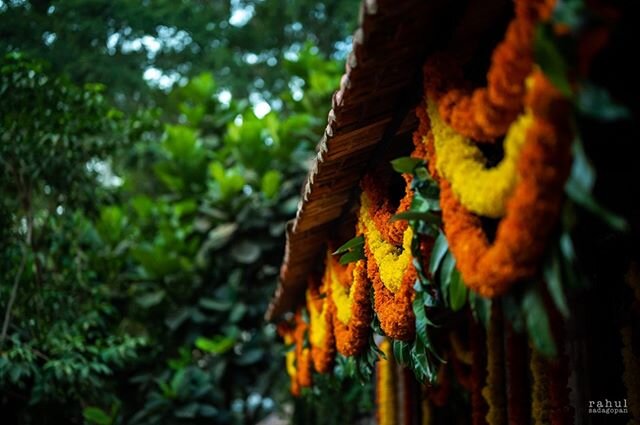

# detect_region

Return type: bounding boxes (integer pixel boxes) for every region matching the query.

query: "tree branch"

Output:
[1,244,28,348]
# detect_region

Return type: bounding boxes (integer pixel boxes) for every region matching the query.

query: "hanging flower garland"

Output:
[307,274,335,373]
[505,325,528,425]
[423,71,572,297]
[470,314,489,425]
[530,346,551,425]
[481,305,507,425]
[428,100,533,218]
[424,0,554,142]
[277,310,313,395]
[377,339,398,425]
[360,172,416,340]
[326,249,372,356]
[277,321,301,396]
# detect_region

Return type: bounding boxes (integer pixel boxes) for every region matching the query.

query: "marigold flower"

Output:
[424,0,554,142]
[424,72,572,297]
[327,251,372,356]
[428,100,533,218]
[307,274,335,373]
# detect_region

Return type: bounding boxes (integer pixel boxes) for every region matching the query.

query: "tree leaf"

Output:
[83,407,112,425]
[390,157,423,174]
[136,290,166,308]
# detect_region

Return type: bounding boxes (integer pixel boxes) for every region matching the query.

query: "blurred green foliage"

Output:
[0,1,375,420]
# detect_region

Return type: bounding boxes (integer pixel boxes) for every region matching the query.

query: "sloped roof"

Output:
[266,0,459,320]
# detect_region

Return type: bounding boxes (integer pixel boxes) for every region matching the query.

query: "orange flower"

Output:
[277,310,313,395]
[424,0,554,142]
[307,274,336,373]
[428,72,572,297]
[326,252,373,357]
[360,170,417,341]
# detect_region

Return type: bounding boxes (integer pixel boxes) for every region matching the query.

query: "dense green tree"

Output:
[0,0,359,109]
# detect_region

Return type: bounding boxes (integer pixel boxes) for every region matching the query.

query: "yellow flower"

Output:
[307,288,329,348]
[329,258,355,325]
[426,100,533,218]
[360,192,413,293]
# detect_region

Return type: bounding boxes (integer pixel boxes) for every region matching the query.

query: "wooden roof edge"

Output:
[266,0,458,321]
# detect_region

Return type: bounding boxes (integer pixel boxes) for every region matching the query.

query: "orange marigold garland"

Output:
[427,71,572,297]
[425,0,554,142]
[361,172,416,340]
[277,310,313,395]
[306,274,335,373]
[326,250,372,356]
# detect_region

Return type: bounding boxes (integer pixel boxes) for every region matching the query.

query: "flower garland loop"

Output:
[306,274,335,373]
[327,251,372,356]
[428,99,533,218]
[424,0,554,142]
[423,71,572,297]
[360,172,416,340]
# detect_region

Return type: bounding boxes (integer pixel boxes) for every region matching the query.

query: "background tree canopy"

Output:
[0,1,375,424]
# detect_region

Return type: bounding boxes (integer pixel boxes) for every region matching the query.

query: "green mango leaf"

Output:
[439,251,456,305]
[543,249,570,318]
[392,340,410,366]
[522,288,557,357]
[534,25,572,97]
[391,157,424,174]
[412,294,430,348]
[429,232,449,276]
[448,268,468,311]
[333,235,364,255]
[577,83,630,121]
[339,248,365,265]
[83,407,112,425]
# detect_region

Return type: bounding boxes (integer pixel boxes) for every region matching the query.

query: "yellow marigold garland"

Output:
[327,249,372,356]
[425,0,554,142]
[376,339,397,425]
[422,71,572,297]
[427,100,534,218]
[307,275,335,373]
[360,170,417,341]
